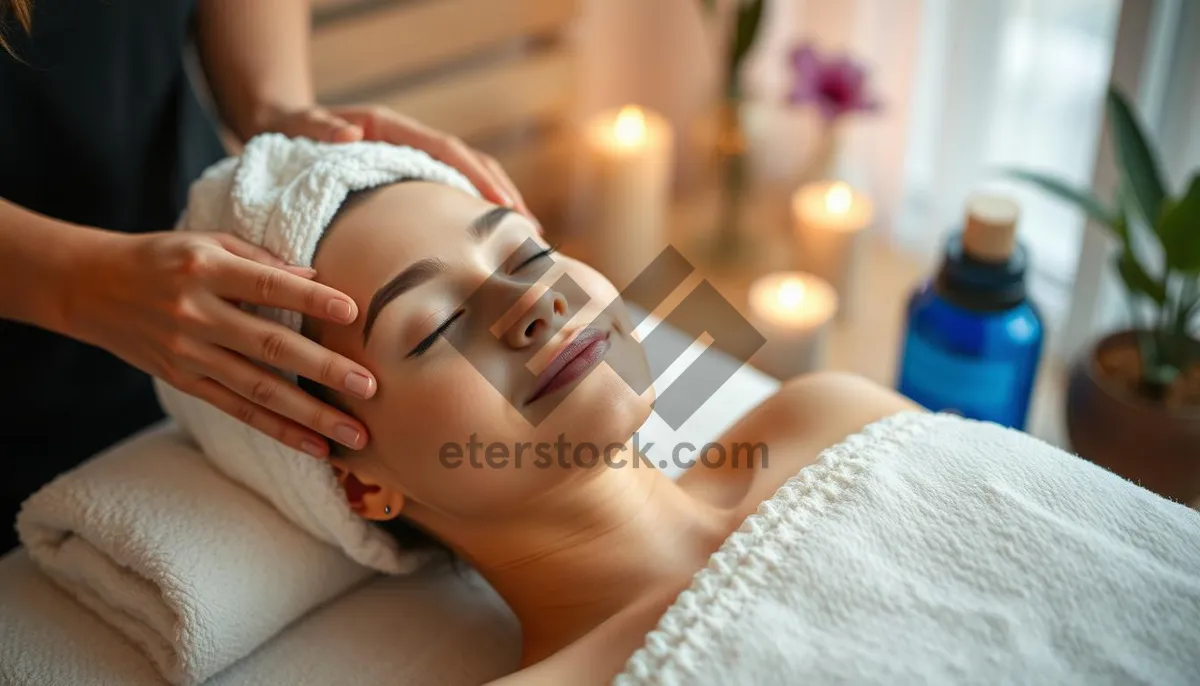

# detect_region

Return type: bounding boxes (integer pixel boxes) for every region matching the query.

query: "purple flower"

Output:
[787,44,882,122]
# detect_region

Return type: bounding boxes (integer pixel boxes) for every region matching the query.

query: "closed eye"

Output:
[513,244,558,273]
[407,244,558,358]
[407,310,464,358]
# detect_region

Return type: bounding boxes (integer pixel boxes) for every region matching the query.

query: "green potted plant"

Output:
[1007,84,1199,504]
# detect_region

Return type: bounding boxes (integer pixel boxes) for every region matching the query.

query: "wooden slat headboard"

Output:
[309,0,583,229]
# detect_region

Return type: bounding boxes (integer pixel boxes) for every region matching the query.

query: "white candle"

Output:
[580,105,675,289]
[746,271,839,380]
[792,180,874,319]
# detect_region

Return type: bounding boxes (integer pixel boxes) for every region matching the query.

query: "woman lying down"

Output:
[175,134,1200,685]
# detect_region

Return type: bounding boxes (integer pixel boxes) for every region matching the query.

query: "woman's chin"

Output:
[534,365,652,448]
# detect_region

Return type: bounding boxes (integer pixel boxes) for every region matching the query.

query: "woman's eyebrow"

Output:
[469,205,513,241]
[363,258,448,343]
[362,206,514,344]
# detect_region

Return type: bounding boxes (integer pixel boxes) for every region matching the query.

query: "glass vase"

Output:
[706,96,756,268]
[801,118,842,183]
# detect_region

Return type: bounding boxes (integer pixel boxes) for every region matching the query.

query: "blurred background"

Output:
[202,0,1198,499]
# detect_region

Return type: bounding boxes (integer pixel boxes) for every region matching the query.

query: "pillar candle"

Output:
[581,105,675,289]
[746,271,839,380]
[791,180,874,319]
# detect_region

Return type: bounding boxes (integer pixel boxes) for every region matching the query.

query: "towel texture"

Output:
[616,412,1200,685]
[154,134,481,574]
[15,421,374,686]
[0,544,522,686]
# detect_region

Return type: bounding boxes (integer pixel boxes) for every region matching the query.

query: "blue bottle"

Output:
[896,195,1044,430]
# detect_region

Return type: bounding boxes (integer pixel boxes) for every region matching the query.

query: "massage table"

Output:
[0,313,782,686]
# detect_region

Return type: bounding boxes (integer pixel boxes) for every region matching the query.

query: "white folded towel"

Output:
[155,134,482,575]
[15,421,374,686]
[616,412,1200,685]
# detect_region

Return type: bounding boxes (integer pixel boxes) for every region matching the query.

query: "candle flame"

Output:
[777,277,806,309]
[824,182,853,214]
[613,106,646,146]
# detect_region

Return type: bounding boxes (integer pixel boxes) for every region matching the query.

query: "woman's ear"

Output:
[329,459,406,521]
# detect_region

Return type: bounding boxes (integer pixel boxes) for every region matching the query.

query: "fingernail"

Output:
[335,424,363,449]
[300,440,326,458]
[344,371,374,399]
[328,299,354,323]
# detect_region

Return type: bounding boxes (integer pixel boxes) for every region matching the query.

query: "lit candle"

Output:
[747,271,839,380]
[579,105,675,289]
[791,180,874,319]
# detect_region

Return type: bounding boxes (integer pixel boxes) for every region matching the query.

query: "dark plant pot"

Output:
[1066,330,1200,504]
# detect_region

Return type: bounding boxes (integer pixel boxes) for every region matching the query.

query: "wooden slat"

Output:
[312,0,580,100]
[377,47,575,144]
[310,0,370,14]
[489,127,576,221]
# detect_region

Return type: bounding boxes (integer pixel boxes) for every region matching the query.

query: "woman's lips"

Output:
[526,327,612,405]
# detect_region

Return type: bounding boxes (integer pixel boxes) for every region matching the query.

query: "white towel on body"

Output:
[15,421,374,686]
[155,133,482,575]
[615,411,1200,685]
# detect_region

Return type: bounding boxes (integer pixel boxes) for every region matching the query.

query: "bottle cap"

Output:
[963,194,1020,263]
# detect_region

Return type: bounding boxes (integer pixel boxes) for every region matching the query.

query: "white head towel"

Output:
[153,133,482,574]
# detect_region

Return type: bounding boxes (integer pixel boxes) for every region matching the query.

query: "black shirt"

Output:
[0,0,226,551]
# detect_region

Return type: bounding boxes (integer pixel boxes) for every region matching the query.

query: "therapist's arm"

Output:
[192,0,534,221]
[0,198,94,335]
[0,196,375,457]
[193,0,339,143]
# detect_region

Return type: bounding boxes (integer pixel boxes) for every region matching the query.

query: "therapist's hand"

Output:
[259,104,539,231]
[63,230,376,459]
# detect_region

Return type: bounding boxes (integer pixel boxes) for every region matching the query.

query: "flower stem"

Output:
[714,98,747,260]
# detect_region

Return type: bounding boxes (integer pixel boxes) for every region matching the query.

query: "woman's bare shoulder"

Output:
[483,662,561,686]
[678,371,923,504]
[483,582,687,686]
[480,630,635,686]
[741,371,921,439]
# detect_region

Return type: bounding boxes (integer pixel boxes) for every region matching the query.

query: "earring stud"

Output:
[384,505,391,515]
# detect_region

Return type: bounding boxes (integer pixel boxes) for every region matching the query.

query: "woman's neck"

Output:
[447,463,731,667]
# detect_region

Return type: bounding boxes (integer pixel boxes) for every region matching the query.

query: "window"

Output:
[894,0,1122,328]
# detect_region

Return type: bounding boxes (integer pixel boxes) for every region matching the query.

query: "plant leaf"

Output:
[1000,168,1117,228]
[1179,286,1200,337]
[730,0,765,70]
[1106,86,1167,234]
[1111,179,1138,246]
[1144,363,1181,389]
[1158,172,1200,273]
[1115,250,1167,305]
[699,0,717,13]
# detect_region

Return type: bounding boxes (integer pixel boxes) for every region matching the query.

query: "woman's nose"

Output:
[502,284,569,349]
